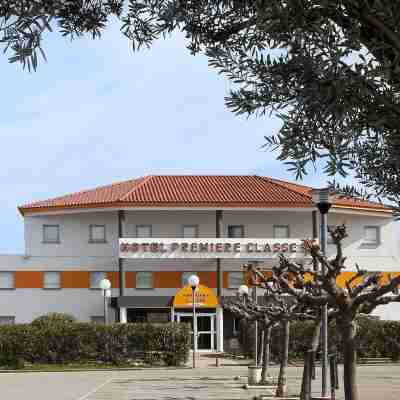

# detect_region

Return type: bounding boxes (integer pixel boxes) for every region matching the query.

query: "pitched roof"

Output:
[18,175,391,215]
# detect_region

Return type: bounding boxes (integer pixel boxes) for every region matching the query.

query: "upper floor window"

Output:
[0,316,15,325]
[43,272,61,289]
[136,225,152,238]
[0,272,15,289]
[228,272,244,289]
[273,225,290,239]
[43,225,60,243]
[182,225,198,238]
[364,226,380,245]
[90,271,106,289]
[136,272,153,289]
[228,225,244,238]
[89,224,106,243]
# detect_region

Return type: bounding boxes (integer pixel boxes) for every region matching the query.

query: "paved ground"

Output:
[0,357,399,400]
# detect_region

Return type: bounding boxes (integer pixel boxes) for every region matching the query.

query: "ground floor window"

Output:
[90,316,105,324]
[0,316,15,325]
[127,308,170,323]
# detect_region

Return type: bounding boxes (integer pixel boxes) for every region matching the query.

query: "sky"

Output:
[0,21,395,254]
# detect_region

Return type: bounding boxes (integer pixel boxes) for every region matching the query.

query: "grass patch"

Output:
[0,360,149,372]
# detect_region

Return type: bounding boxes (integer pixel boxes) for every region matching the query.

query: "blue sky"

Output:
[0,21,390,254]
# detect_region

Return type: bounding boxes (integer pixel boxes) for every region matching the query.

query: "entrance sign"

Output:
[173,284,219,308]
[119,238,313,259]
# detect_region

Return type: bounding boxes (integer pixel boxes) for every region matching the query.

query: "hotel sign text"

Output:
[119,238,313,259]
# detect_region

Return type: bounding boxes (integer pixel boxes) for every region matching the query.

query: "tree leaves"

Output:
[1,1,400,210]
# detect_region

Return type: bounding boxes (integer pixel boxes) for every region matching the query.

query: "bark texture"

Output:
[261,324,272,382]
[300,319,321,400]
[341,320,359,400]
[276,320,290,397]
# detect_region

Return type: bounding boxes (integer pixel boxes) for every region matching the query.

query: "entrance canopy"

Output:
[173,284,219,308]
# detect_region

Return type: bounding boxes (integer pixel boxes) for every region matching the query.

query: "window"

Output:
[181,271,197,287]
[228,225,244,238]
[90,316,105,324]
[43,225,60,243]
[89,225,106,243]
[273,225,290,239]
[182,225,198,238]
[90,271,106,289]
[364,226,380,245]
[136,225,152,238]
[228,272,244,289]
[0,316,15,325]
[136,272,153,289]
[0,272,15,289]
[43,272,61,289]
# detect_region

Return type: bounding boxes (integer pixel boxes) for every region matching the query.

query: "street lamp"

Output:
[312,187,335,398]
[99,278,111,324]
[188,274,200,369]
[238,284,249,299]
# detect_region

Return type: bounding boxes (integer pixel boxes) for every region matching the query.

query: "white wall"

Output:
[1,208,398,322]
[0,289,116,323]
[9,209,399,272]
[25,211,119,257]
[326,212,397,259]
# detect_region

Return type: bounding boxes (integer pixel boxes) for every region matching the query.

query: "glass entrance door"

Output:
[175,313,216,351]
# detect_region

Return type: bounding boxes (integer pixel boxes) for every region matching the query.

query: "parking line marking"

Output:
[76,377,114,400]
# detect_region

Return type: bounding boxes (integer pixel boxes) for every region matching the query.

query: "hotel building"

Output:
[0,175,399,351]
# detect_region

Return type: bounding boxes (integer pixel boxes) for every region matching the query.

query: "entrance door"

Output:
[175,313,216,351]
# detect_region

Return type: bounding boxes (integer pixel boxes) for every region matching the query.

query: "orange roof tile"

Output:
[268,177,388,211]
[18,175,392,215]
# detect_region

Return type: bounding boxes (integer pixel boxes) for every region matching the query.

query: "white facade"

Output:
[0,207,399,326]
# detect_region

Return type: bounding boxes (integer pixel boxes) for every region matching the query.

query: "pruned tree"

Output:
[225,278,317,397]
[224,295,278,383]
[247,225,400,400]
[2,1,400,208]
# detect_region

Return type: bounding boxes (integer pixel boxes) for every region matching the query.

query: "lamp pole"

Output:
[188,275,200,369]
[99,278,111,324]
[253,281,258,366]
[312,188,333,398]
[104,289,111,324]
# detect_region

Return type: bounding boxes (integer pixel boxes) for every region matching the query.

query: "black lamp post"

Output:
[99,278,111,324]
[312,187,334,398]
[188,274,200,369]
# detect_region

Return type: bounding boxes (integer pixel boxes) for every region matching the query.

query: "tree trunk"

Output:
[340,320,359,400]
[276,320,290,397]
[258,328,264,366]
[300,319,321,400]
[261,324,272,383]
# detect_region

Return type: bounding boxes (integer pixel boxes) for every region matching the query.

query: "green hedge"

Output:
[239,317,400,362]
[0,322,190,368]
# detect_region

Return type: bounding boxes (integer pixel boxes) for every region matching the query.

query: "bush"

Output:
[239,317,400,362]
[31,312,76,328]
[0,322,190,368]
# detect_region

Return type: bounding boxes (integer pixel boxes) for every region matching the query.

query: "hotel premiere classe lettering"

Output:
[119,240,302,255]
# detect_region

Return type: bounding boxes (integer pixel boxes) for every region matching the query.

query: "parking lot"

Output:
[1,364,399,400]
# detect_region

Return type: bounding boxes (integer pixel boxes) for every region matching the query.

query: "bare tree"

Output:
[247,225,400,400]
[225,279,316,396]
[225,296,278,384]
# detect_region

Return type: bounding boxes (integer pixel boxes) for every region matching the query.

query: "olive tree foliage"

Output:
[2,1,400,208]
